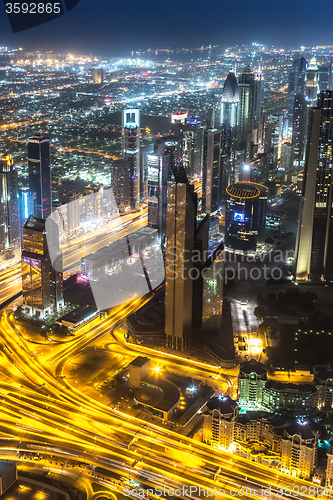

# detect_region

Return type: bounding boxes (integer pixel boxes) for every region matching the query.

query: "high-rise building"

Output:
[295,91,333,281]
[28,133,52,220]
[305,57,319,108]
[318,60,332,92]
[163,136,181,177]
[225,182,267,252]
[122,109,140,210]
[22,215,64,318]
[237,67,264,161]
[288,56,307,114]
[170,112,187,125]
[0,155,21,268]
[202,128,222,213]
[111,159,131,213]
[179,120,204,179]
[220,72,239,185]
[165,168,197,350]
[147,138,170,242]
[0,155,21,266]
[280,142,295,174]
[202,242,224,334]
[93,68,104,84]
[292,94,308,169]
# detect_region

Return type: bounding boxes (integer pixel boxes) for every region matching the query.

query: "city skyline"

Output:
[1,6,333,497]
[0,0,333,55]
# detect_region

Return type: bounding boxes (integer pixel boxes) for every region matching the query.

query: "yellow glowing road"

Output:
[0,302,323,500]
[0,263,22,305]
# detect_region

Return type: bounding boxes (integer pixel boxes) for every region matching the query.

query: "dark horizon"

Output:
[0,0,333,56]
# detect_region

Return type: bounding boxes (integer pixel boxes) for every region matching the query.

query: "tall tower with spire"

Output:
[220,72,239,185]
[237,66,264,161]
[305,57,319,107]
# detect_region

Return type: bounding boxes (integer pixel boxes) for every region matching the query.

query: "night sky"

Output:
[0,0,332,55]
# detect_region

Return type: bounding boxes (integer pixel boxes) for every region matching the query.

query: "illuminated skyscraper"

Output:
[305,57,319,108]
[288,56,307,114]
[122,109,140,209]
[111,159,131,213]
[318,60,332,91]
[165,168,197,350]
[237,67,264,160]
[178,120,203,179]
[221,72,239,185]
[22,215,64,318]
[28,133,52,220]
[280,142,295,174]
[147,138,169,242]
[295,91,333,281]
[202,128,222,213]
[225,182,267,252]
[292,94,308,168]
[0,155,20,265]
[93,68,104,84]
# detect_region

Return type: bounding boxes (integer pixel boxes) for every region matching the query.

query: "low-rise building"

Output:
[203,396,239,449]
[0,461,17,496]
[203,396,318,478]
[129,356,150,388]
[314,365,333,410]
[262,381,318,416]
[238,359,267,408]
[281,422,318,478]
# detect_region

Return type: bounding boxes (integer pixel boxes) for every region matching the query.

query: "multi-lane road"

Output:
[0,302,322,500]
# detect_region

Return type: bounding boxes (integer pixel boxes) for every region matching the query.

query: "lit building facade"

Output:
[111,159,131,213]
[265,211,285,239]
[238,359,267,407]
[202,242,224,334]
[165,169,196,350]
[281,423,318,478]
[237,67,264,160]
[288,56,307,114]
[0,155,21,267]
[262,382,318,416]
[292,94,308,169]
[280,143,295,174]
[220,72,239,185]
[28,133,52,220]
[180,120,204,179]
[202,128,222,214]
[318,60,332,92]
[203,396,239,449]
[225,182,267,252]
[295,91,333,281]
[314,366,333,410]
[204,397,318,478]
[147,138,171,242]
[93,68,104,84]
[326,441,333,487]
[122,109,140,209]
[305,57,319,108]
[22,216,64,318]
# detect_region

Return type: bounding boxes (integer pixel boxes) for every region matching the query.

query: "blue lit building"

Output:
[225,182,267,252]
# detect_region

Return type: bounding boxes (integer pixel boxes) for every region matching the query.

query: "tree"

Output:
[254,306,266,321]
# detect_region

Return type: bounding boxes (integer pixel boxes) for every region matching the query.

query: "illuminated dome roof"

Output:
[222,72,239,103]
